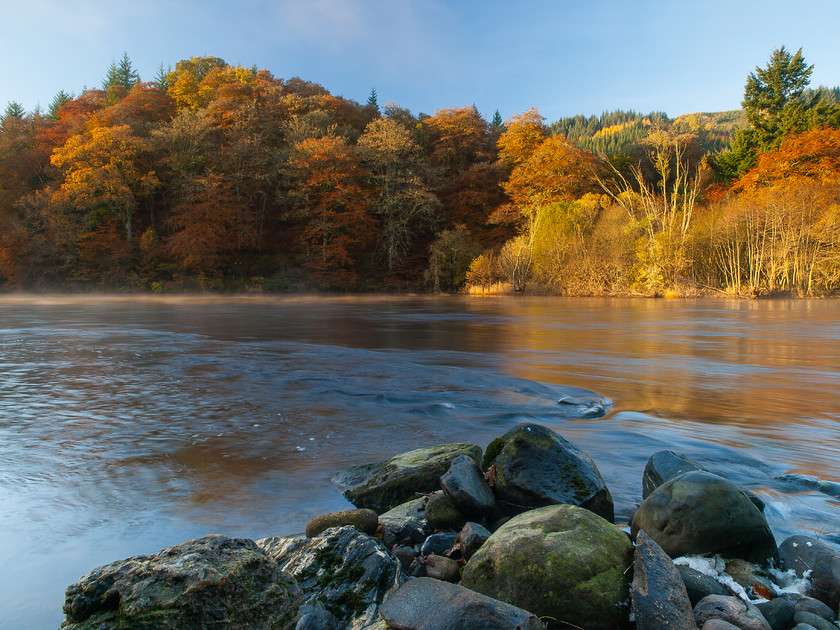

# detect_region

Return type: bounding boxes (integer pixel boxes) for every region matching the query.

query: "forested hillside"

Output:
[1,47,839,296]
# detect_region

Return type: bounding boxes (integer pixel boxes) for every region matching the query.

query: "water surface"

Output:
[1,295,839,629]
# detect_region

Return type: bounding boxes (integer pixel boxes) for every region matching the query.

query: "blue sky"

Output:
[2,0,839,123]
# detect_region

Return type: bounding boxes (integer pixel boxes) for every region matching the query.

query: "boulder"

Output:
[483,423,614,521]
[632,530,696,629]
[643,450,705,498]
[295,603,342,630]
[778,536,840,610]
[631,471,778,565]
[333,443,482,512]
[460,521,491,561]
[257,526,404,629]
[62,535,302,630]
[675,564,731,606]
[793,611,836,630]
[305,508,378,538]
[794,596,836,622]
[460,504,633,629]
[755,598,796,630]
[420,532,458,557]
[694,595,772,630]
[440,455,495,516]
[425,491,469,531]
[379,577,545,630]
[702,621,745,630]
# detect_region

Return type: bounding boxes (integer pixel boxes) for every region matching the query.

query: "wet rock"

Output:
[483,422,614,521]
[425,491,469,531]
[379,577,545,630]
[423,554,460,582]
[755,597,796,630]
[793,611,835,630]
[632,471,778,565]
[258,526,404,630]
[421,532,458,557]
[440,454,495,516]
[724,558,776,596]
[776,473,840,498]
[778,536,840,610]
[676,564,731,606]
[333,443,482,512]
[62,535,302,630]
[461,504,632,629]
[460,521,491,561]
[694,594,772,630]
[793,596,836,622]
[378,497,430,546]
[632,531,696,629]
[643,450,705,498]
[392,546,416,572]
[305,508,378,538]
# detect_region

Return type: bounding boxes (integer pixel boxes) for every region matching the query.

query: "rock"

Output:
[333,443,482,512]
[694,595,772,630]
[643,450,706,498]
[755,597,796,630]
[632,530,696,629]
[379,577,545,630]
[703,621,745,630]
[794,597,836,622]
[724,558,776,596]
[790,624,820,630]
[676,564,732,606]
[425,491,469,531]
[440,454,495,516]
[62,535,302,630]
[295,603,342,630]
[392,546,416,572]
[793,611,836,630]
[483,422,614,521]
[460,521,491,561]
[258,526,404,629]
[460,504,632,629]
[632,471,778,565]
[420,532,458,557]
[378,497,430,546]
[779,536,840,610]
[423,554,460,582]
[305,508,378,538]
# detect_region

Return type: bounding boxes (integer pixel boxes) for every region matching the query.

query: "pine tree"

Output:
[103,51,141,92]
[48,90,72,120]
[367,87,379,112]
[153,63,171,91]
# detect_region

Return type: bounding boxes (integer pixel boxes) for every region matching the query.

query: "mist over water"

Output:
[1,295,839,629]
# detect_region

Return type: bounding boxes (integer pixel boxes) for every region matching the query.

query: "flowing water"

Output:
[1,295,839,629]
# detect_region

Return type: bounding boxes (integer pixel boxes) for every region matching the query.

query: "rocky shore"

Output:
[61,422,840,629]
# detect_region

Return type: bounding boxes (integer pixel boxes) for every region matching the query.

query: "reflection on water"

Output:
[0,295,839,629]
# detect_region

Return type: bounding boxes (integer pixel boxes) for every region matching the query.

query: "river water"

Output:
[1,295,839,629]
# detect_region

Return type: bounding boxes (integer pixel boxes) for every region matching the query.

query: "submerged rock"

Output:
[461,504,632,630]
[632,471,778,565]
[62,535,302,630]
[258,526,404,630]
[379,577,545,630]
[632,531,696,629]
[334,443,482,513]
[483,422,614,521]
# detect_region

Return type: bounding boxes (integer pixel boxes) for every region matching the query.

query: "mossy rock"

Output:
[333,443,482,512]
[460,504,633,630]
[305,508,378,538]
[631,471,778,565]
[485,423,613,521]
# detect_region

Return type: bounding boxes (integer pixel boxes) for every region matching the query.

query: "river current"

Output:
[1,295,839,629]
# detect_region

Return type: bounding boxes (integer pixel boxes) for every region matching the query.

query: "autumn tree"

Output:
[497,108,547,168]
[357,117,439,272]
[423,107,489,173]
[424,225,480,292]
[51,124,158,241]
[287,136,375,278]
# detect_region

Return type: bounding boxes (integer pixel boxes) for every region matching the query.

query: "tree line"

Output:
[1,47,839,296]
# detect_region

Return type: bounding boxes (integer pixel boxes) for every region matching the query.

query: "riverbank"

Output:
[60,423,840,629]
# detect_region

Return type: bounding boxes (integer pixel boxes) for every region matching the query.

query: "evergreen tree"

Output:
[1,101,26,132]
[367,87,379,112]
[153,63,171,91]
[490,110,505,133]
[48,90,72,120]
[743,46,813,151]
[103,52,141,92]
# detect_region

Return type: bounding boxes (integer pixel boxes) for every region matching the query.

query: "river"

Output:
[1,295,839,629]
